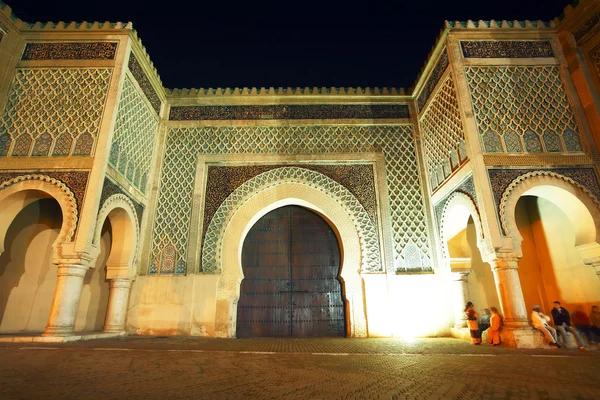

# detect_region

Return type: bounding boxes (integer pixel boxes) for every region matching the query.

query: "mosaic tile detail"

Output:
[52,133,73,156]
[504,131,523,153]
[543,131,561,152]
[109,75,159,194]
[99,177,145,230]
[128,53,162,116]
[489,167,600,234]
[169,104,409,121]
[417,49,449,112]
[21,42,117,60]
[150,125,430,274]
[200,164,377,269]
[0,68,111,157]
[0,133,10,156]
[419,75,467,191]
[465,66,582,154]
[32,132,52,156]
[0,171,88,217]
[460,41,554,58]
[202,167,382,274]
[563,129,583,152]
[573,12,600,41]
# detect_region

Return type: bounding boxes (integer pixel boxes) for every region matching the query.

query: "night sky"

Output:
[11,0,573,90]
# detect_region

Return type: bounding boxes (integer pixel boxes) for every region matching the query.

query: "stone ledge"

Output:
[0,331,127,343]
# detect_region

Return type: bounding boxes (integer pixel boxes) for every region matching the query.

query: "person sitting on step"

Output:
[531,305,560,348]
[550,301,586,351]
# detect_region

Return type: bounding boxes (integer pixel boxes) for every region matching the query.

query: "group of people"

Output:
[531,301,600,349]
[464,302,502,345]
[464,300,600,349]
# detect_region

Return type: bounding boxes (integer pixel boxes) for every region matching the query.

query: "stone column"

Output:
[43,263,88,336]
[103,278,132,333]
[450,271,471,328]
[489,256,528,328]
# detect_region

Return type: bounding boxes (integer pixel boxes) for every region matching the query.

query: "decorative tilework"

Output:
[434,175,477,235]
[504,131,523,153]
[12,134,32,156]
[21,42,118,60]
[460,41,554,58]
[200,164,378,268]
[128,53,162,116]
[417,49,449,112]
[32,132,52,156]
[465,66,582,154]
[543,130,561,152]
[73,132,94,156]
[0,68,111,157]
[109,75,159,194]
[150,125,430,274]
[573,12,600,41]
[0,133,11,156]
[201,167,382,274]
[52,133,73,156]
[169,104,410,121]
[563,129,583,152]
[0,171,89,216]
[488,167,600,234]
[99,177,145,229]
[482,131,503,153]
[419,75,467,191]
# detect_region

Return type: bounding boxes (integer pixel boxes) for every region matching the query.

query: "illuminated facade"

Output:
[0,0,599,347]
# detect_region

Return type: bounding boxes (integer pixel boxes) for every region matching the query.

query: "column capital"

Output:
[56,263,88,278]
[487,251,519,271]
[109,278,132,289]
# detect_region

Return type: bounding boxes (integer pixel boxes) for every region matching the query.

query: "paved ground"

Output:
[1,337,599,399]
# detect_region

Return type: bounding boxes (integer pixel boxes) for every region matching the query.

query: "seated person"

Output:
[479,308,491,332]
[550,301,585,350]
[487,307,502,346]
[531,305,560,348]
[572,305,600,344]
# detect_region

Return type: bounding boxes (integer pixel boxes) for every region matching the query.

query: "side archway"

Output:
[91,194,140,279]
[0,174,78,262]
[209,167,373,338]
[499,171,600,257]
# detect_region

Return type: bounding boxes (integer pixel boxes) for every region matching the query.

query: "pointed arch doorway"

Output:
[236,205,346,337]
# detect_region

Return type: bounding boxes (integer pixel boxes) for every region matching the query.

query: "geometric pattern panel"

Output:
[417,49,449,112]
[0,68,111,157]
[150,125,430,275]
[21,42,118,60]
[108,75,159,194]
[128,53,162,116]
[99,177,145,230]
[460,40,554,58]
[465,66,583,154]
[419,75,467,191]
[201,166,382,274]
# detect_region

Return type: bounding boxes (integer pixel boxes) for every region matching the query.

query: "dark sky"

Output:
[11,0,572,89]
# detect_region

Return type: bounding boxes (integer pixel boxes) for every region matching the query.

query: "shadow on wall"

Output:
[517,195,600,316]
[75,219,111,332]
[0,198,62,332]
[466,216,499,313]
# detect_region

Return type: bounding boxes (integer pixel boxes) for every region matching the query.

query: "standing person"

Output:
[465,302,481,345]
[550,301,585,350]
[531,305,561,348]
[591,305,600,330]
[572,305,600,343]
[487,307,502,346]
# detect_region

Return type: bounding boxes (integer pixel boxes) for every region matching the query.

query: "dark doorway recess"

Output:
[236,205,346,338]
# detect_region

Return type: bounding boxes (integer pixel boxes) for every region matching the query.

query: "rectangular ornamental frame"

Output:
[460,41,554,58]
[21,42,118,60]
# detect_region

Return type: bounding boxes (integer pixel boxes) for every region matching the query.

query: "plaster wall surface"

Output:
[465,219,499,313]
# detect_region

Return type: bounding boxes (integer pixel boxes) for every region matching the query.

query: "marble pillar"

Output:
[450,271,471,328]
[43,263,88,336]
[489,256,529,328]
[103,278,132,333]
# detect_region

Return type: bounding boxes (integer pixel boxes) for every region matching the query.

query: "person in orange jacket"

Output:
[487,307,502,346]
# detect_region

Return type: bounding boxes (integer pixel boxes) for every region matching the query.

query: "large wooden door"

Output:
[236,205,346,337]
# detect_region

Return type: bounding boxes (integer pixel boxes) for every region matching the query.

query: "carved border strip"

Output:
[460,40,554,58]
[21,42,118,60]
[128,53,162,115]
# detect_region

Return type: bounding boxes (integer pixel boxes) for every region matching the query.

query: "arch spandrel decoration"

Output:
[0,174,78,260]
[93,193,141,278]
[499,170,600,255]
[202,166,382,274]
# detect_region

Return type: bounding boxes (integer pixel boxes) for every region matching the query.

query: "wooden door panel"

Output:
[237,205,345,338]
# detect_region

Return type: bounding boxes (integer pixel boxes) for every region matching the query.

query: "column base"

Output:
[102,326,126,333]
[500,326,549,348]
[42,326,76,337]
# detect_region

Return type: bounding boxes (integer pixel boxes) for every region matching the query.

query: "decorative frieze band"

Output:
[169,103,410,121]
[128,53,162,115]
[573,12,600,41]
[21,42,118,60]
[460,40,554,58]
[417,49,449,112]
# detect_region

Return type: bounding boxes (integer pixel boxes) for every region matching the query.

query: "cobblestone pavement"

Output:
[1,337,599,399]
